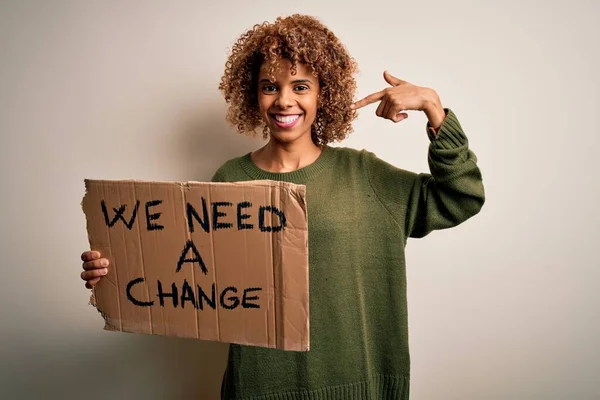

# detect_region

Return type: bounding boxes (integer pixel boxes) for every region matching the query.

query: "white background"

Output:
[1,0,598,399]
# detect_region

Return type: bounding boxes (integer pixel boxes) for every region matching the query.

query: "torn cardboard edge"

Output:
[82,178,310,351]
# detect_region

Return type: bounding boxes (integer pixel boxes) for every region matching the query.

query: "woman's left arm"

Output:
[353,71,485,238]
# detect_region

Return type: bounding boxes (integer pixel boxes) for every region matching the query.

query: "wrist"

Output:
[423,89,445,130]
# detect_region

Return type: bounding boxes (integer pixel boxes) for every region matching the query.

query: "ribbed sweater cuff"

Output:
[426,108,468,150]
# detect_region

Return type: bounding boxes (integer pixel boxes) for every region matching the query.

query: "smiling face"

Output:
[257,59,320,146]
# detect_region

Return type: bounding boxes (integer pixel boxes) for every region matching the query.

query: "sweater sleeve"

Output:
[364,108,485,239]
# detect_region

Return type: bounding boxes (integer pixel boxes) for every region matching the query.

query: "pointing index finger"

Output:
[351,90,384,110]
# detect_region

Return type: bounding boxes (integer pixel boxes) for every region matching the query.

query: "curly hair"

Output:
[218,14,359,146]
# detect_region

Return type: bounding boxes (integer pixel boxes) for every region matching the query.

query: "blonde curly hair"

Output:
[218,14,359,146]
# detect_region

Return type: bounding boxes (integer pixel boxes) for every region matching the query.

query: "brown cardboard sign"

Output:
[81,179,309,351]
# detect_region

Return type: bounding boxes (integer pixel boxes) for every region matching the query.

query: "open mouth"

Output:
[271,114,302,128]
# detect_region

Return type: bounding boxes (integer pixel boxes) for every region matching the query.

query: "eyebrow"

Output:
[259,78,314,84]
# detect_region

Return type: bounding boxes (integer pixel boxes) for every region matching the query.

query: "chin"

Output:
[268,127,312,145]
[270,132,306,144]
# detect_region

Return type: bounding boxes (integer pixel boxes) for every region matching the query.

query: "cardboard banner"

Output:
[81,179,309,351]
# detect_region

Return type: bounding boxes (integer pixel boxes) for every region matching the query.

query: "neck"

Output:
[253,135,322,173]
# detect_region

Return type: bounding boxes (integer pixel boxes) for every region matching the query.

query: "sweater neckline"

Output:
[238,145,335,182]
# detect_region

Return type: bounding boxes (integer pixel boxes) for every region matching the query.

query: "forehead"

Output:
[258,59,315,81]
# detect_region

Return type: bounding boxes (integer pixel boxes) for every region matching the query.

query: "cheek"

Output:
[257,103,271,122]
[256,97,266,113]
[257,93,270,111]
[302,96,318,112]
[303,98,319,122]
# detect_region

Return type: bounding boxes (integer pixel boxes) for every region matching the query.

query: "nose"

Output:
[274,88,294,109]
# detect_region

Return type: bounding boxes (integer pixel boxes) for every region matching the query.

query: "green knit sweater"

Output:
[211,108,485,400]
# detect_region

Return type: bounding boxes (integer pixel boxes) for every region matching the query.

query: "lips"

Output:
[271,114,302,128]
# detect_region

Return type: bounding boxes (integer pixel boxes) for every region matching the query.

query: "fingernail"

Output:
[100,268,108,275]
[100,259,109,267]
[92,252,99,259]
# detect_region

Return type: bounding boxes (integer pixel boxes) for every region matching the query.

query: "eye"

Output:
[262,85,277,93]
[295,85,309,91]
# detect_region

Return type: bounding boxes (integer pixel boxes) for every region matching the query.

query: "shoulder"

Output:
[325,146,416,186]
[327,145,401,171]
[327,145,362,156]
[210,153,249,182]
[326,145,368,165]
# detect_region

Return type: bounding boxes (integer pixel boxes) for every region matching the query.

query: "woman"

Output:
[81,14,485,399]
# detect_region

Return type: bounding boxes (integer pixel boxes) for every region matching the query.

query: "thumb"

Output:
[383,70,406,87]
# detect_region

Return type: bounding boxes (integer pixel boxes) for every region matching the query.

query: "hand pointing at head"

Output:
[351,71,446,130]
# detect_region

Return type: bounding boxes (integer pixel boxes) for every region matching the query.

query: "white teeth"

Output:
[274,114,300,124]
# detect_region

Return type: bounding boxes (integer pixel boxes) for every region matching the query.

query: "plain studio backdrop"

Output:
[0,1,598,399]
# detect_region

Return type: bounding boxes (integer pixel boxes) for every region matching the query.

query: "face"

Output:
[257,59,320,145]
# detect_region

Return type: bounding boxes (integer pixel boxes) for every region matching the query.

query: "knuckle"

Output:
[82,251,100,262]
[86,259,108,269]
